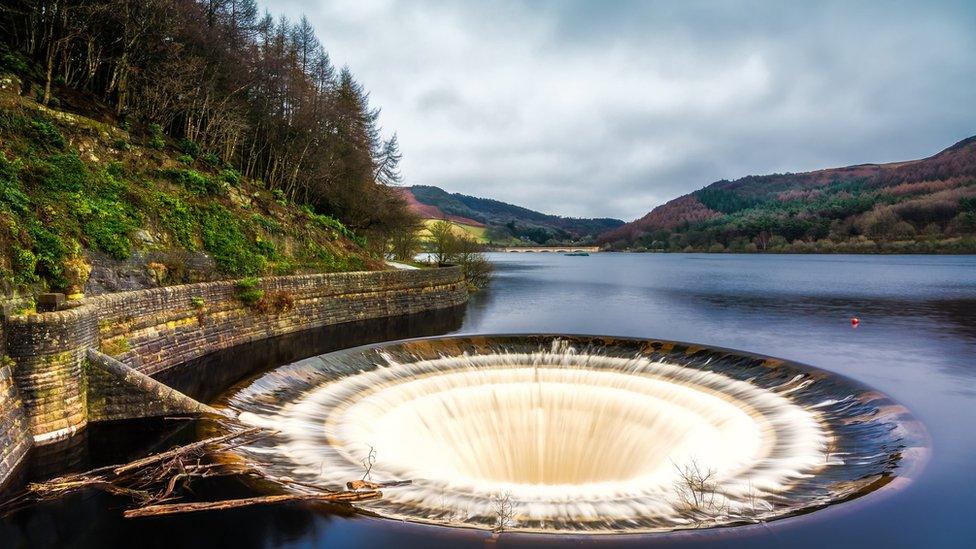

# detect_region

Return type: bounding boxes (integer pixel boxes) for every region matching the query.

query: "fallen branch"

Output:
[114,427,267,475]
[0,427,274,516]
[346,479,412,490]
[1,424,408,521]
[124,490,383,518]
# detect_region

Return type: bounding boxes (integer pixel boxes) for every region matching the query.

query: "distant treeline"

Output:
[0,0,413,238]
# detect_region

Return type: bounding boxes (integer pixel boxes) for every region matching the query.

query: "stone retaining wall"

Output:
[0,267,467,487]
[0,359,29,490]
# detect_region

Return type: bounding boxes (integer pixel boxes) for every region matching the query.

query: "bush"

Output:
[11,245,38,285]
[201,152,220,167]
[950,212,976,234]
[77,196,137,259]
[178,138,200,158]
[27,223,69,288]
[0,44,29,74]
[219,168,241,186]
[148,124,165,150]
[254,236,277,258]
[271,188,287,205]
[156,193,196,249]
[165,168,223,195]
[198,204,266,275]
[308,210,364,245]
[235,276,264,305]
[113,138,130,151]
[38,152,88,192]
[177,154,194,165]
[28,118,66,150]
[0,153,29,214]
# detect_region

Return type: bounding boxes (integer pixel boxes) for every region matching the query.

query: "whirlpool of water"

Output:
[216,335,927,534]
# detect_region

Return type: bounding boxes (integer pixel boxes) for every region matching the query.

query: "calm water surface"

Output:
[2,253,975,548]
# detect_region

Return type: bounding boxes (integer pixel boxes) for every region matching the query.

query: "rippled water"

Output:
[223,335,922,533]
[2,253,975,547]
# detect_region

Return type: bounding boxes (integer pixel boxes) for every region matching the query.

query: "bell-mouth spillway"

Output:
[215,334,928,535]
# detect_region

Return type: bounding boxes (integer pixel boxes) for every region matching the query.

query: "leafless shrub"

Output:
[672,458,728,526]
[490,491,516,533]
[824,439,838,463]
[361,445,376,481]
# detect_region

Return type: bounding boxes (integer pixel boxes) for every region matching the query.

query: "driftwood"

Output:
[0,426,404,519]
[346,479,412,490]
[124,490,383,518]
[0,428,269,515]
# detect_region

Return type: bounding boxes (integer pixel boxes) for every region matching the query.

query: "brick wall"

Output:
[0,267,467,486]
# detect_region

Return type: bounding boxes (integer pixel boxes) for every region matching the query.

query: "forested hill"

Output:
[0,0,412,295]
[406,185,623,244]
[600,136,976,253]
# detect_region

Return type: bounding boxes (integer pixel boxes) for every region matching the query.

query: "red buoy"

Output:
[851,317,860,328]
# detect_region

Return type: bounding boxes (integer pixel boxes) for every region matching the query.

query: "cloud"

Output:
[263,0,976,220]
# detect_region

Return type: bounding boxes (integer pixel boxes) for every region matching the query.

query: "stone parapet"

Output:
[0,266,467,488]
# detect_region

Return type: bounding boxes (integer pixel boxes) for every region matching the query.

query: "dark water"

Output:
[2,253,975,548]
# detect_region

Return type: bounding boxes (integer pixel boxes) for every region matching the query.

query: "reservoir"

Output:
[2,253,974,548]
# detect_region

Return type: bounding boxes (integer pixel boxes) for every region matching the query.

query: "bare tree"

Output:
[672,458,727,525]
[490,491,516,533]
[824,439,838,464]
[0,0,420,243]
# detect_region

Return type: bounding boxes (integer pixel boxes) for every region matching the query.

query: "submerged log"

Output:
[123,490,383,518]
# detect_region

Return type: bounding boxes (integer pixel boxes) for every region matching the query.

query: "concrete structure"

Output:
[0,267,467,488]
[494,246,601,253]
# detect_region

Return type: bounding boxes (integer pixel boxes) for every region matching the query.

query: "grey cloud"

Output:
[264,0,976,220]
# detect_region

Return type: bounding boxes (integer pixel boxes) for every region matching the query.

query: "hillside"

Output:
[396,188,484,227]
[601,136,976,253]
[405,185,623,245]
[0,80,382,297]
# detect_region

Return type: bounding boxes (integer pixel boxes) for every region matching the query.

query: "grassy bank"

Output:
[0,85,381,297]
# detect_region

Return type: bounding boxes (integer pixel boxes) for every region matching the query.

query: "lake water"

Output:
[2,253,975,548]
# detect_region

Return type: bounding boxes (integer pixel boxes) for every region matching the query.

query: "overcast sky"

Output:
[264,0,976,221]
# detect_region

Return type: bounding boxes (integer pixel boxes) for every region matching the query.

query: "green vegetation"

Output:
[425,220,492,291]
[235,277,264,306]
[0,95,381,293]
[1,0,415,252]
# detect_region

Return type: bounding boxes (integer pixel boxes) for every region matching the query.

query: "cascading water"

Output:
[216,335,927,534]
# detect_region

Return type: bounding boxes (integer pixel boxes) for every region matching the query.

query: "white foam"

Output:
[238,346,829,530]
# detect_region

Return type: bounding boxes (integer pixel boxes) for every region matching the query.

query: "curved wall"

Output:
[0,267,467,487]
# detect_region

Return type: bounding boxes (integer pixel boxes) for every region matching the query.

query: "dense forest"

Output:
[0,0,412,234]
[601,136,976,253]
[0,0,418,294]
[407,185,623,245]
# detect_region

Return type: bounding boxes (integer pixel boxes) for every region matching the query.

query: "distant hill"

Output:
[403,185,624,245]
[600,136,976,253]
[396,188,484,227]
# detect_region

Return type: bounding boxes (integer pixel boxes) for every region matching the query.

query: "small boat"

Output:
[564,252,590,256]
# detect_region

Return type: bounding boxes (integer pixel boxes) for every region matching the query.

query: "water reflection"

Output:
[2,254,976,547]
